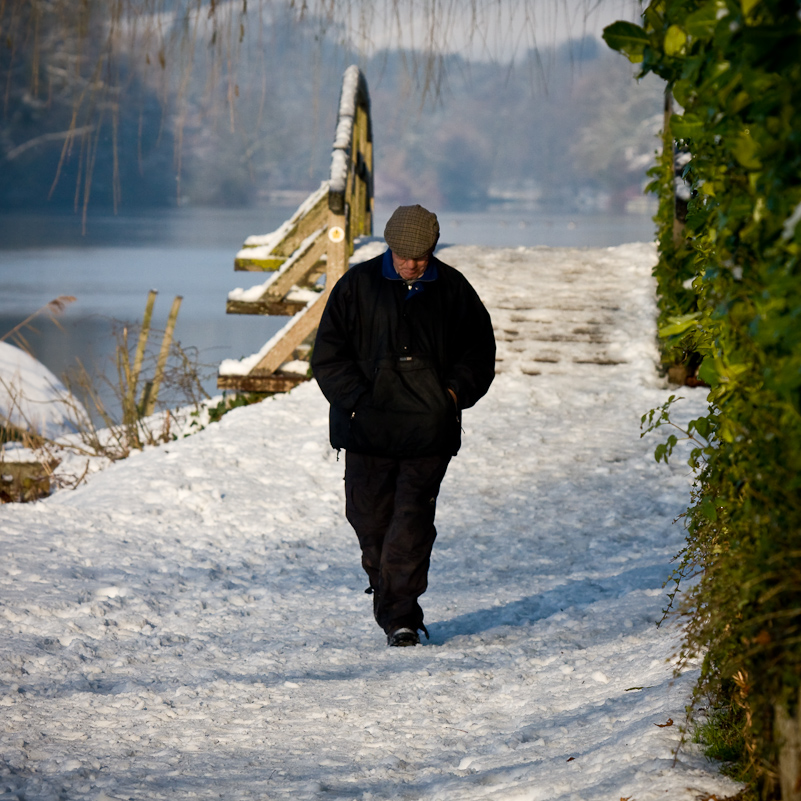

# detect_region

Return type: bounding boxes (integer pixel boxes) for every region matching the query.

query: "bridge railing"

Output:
[218,65,373,393]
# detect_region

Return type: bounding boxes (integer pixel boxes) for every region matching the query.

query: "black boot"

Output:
[387,627,419,647]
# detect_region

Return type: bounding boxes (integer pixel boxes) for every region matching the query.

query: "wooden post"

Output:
[125,289,157,423]
[132,290,157,383]
[118,325,138,429]
[665,87,688,248]
[775,698,801,801]
[364,124,374,235]
[327,211,349,286]
[352,107,364,239]
[141,295,182,417]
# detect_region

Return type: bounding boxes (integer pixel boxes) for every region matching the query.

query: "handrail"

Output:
[218,65,373,393]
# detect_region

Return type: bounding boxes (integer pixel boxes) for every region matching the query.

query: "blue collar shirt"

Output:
[382,249,438,299]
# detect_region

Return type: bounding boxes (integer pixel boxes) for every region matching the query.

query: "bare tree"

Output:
[1,0,639,222]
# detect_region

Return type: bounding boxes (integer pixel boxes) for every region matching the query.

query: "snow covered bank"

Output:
[0,243,740,800]
[0,341,84,441]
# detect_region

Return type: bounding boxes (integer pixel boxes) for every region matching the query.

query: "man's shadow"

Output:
[428,561,670,645]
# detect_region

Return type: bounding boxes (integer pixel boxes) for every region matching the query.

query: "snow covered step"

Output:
[226,228,327,316]
[218,289,329,391]
[234,182,329,272]
[447,244,653,377]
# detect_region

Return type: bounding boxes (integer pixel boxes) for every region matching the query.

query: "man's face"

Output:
[392,251,430,282]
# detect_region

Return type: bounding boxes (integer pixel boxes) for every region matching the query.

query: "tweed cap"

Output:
[384,204,440,259]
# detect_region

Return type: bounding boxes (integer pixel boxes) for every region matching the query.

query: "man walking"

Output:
[312,204,496,646]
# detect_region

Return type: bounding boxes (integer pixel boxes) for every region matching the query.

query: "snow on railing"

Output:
[328,65,371,210]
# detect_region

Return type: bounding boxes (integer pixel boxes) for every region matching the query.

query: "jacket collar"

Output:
[382,249,438,298]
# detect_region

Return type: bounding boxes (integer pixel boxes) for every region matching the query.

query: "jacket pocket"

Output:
[346,357,458,456]
[370,357,450,416]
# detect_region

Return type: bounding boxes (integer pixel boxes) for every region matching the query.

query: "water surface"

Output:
[0,205,655,412]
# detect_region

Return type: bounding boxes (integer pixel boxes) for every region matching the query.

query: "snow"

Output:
[333,115,355,151]
[337,65,362,121]
[347,238,386,265]
[0,242,742,801]
[0,341,85,441]
[329,150,350,196]
[284,288,321,304]
[279,359,312,377]
[329,66,365,196]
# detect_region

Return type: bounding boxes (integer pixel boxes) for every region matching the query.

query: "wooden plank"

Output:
[364,137,374,234]
[234,184,329,271]
[234,254,286,272]
[226,298,308,316]
[227,230,327,316]
[353,107,366,238]
[251,290,329,375]
[216,373,307,393]
[263,230,327,301]
[273,192,329,258]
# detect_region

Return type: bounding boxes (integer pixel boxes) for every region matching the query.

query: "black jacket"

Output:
[311,251,496,457]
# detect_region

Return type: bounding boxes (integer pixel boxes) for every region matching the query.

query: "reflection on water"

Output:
[0,205,655,415]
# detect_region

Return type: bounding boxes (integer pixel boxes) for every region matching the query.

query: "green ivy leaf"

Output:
[699,497,718,521]
[690,415,713,439]
[643,4,665,34]
[665,24,688,55]
[698,358,721,387]
[659,313,703,338]
[602,21,650,63]
[685,4,723,39]
[671,114,706,139]
[731,130,763,169]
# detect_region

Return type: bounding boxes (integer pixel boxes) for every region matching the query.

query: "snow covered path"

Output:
[0,243,741,801]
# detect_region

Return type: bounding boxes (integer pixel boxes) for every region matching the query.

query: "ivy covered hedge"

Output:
[604,1,801,797]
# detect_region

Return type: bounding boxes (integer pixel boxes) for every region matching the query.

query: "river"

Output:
[0,204,656,413]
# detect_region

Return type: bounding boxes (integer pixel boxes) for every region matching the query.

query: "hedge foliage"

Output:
[605,1,801,795]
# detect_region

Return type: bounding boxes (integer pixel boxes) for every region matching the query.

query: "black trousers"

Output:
[344,451,451,634]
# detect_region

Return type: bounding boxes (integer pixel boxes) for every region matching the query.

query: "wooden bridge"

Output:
[217,65,373,393]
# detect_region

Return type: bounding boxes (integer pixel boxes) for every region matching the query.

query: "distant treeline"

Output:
[0,4,662,214]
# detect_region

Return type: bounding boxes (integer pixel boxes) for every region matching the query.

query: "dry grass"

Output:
[1,296,211,497]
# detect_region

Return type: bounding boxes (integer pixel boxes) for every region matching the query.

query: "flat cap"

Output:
[384,204,440,259]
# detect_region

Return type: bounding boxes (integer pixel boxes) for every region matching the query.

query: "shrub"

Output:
[606,1,801,796]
